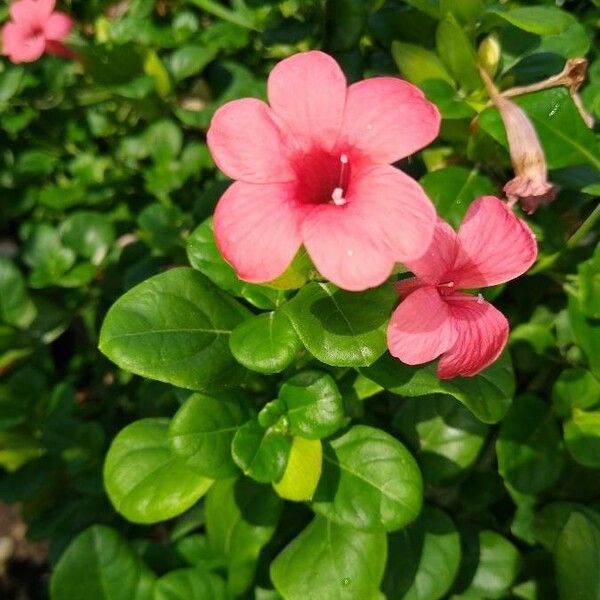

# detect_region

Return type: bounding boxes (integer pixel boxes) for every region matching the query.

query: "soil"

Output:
[0,503,48,600]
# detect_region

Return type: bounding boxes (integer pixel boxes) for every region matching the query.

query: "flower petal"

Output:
[2,23,45,63]
[213,181,303,283]
[207,98,296,184]
[450,196,538,288]
[10,0,54,27]
[43,12,73,41]
[267,51,346,153]
[338,77,441,164]
[387,287,457,365]
[437,293,509,379]
[404,218,460,285]
[349,164,437,263]
[300,165,436,291]
[301,203,394,291]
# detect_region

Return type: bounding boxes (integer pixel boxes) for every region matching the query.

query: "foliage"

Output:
[0,0,599,598]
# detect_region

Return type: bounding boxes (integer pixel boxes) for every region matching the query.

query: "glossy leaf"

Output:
[99,267,250,391]
[169,391,253,479]
[552,368,600,417]
[496,395,564,495]
[271,516,387,600]
[394,394,488,483]
[564,409,600,468]
[231,419,291,483]
[279,370,346,439]
[273,436,322,502]
[229,311,302,374]
[362,352,515,424]
[50,525,156,600]
[383,506,461,600]
[206,478,282,596]
[104,418,213,524]
[282,283,397,367]
[154,567,227,600]
[312,425,423,532]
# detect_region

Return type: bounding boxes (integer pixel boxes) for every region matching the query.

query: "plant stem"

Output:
[566,203,600,249]
[187,0,259,31]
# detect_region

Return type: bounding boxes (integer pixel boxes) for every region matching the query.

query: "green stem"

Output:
[566,203,600,249]
[187,0,259,30]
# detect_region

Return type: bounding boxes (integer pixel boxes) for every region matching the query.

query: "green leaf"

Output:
[50,525,156,600]
[231,419,291,483]
[569,294,600,379]
[496,395,564,495]
[485,7,571,35]
[312,425,423,532]
[0,258,36,328]
[552,368,600,417]
[279,370,346,440]
[229,311,302,374]
[282,283,397,367]
[420,166,495,228]
[394,394,488,483]
[273,436,323,502]
[478,88,600,171]
[564,409,600,468]
[206,478,282,596]
[23,224,76,288]
[60,211,116,264]
[454,529,521,599]
[99,267,249,391]
[103,418,213,524]
[361,352,515,424]
[154,567,227,600]
[436,13,480,91]
[391,41,454,86]
[169,391,253,479]
[271,515,387,600]
[168,46,216,82]
[578,245,600,318]
[187,218,281,310]
[325,0,368,52]
[383,506,461,600]
[554,512,600,600]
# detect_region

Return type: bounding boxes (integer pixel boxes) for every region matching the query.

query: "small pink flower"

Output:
[387,196,537,379]
[207,51,440,291]
[2,0,73,64]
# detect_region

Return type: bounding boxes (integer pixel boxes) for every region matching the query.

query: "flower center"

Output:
[437,281,456,296]
[293,148,352,206]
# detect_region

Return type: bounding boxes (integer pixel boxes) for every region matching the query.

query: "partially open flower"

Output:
[2,0,74,64]
[480,68,555,215]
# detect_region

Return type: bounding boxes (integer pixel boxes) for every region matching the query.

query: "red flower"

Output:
[387,196,537,378]
[2,0,73,64]
[207,51,440,291]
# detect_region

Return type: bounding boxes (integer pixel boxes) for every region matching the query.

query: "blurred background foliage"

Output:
[0,0,599,598]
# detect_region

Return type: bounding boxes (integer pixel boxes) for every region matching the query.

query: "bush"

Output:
[1,0,599,599]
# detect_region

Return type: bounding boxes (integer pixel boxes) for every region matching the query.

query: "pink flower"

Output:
[207,51,440,291]
[387,196,537,379]
[2,0,73,64]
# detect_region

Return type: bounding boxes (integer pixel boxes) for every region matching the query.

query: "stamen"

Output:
[331,187,346,206]
[439,281,455,288]
[477,293,484,303]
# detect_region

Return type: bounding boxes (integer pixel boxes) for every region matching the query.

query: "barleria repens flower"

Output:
[2,0,73,64]
[207,51,440,291]
[387,196,537,379]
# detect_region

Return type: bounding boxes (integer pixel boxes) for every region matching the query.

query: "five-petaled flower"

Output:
[207,50,440,291]
[2,0,73,64]
[387,196,537,379]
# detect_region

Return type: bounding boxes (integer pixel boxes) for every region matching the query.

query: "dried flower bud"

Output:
[480,68,555,214]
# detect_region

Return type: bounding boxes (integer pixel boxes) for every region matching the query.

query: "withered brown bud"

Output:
[480,68,556,214]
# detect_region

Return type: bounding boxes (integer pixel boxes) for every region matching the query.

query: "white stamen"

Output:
[477,293,484,303]
[332,187,346,206]
[340,154,349,164]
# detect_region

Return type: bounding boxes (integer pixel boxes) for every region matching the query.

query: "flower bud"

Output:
[478,35,501,78]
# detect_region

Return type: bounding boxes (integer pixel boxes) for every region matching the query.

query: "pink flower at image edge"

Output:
[2,0,73,64]
[207,50,441,291]
[387,196,538,379]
